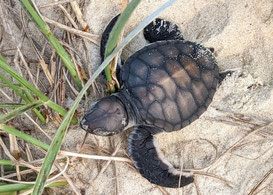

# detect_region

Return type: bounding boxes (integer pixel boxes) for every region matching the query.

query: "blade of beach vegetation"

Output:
[0,181,67,193]
[103,0,141,93]
[20,0,82,89]
[0,72,46,124]
[0,100,44,124]
[0,55,77,124]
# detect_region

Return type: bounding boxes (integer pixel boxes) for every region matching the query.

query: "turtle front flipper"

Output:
[144,18,184,43]
[100,14,120,61]
[128,126,193,188]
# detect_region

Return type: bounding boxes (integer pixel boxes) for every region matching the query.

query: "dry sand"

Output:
[1,0,273,194]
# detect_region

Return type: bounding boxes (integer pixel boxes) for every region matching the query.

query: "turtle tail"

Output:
[143,18,184,43]
[128,126,194,188]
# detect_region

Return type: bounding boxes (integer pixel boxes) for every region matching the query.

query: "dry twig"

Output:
[43,17,99,45]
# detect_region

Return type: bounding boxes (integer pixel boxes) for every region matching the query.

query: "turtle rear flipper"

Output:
[128,126,194,188]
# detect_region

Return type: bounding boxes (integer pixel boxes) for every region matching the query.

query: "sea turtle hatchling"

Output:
[80,16,219,188]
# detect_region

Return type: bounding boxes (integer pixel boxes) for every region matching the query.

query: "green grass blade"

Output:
[0,55,77,124]
[3,165,27,172]
[0,72,46,124]
[0,100,44,124]
[32,0,177,194]
[0,181,67,193]
[0,56,50,102]
[104,0,141,93]
[20,0,82,89]
[0,160,28,172]
[0,103,25,109]
[0,72,27,101]
[0,160,13,166]
[0,83,21,88]
[0,124,49,151]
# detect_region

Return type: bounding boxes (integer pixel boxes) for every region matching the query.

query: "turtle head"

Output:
[80,96,128,136]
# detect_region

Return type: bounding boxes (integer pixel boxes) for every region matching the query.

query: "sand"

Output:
[1,0,273,194]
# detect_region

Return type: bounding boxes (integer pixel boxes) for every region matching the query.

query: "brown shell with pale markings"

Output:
[121,40,219,131]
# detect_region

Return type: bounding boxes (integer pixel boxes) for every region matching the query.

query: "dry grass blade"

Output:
[21,0,83,89]
[58,4,78,28]
[200,110,273,173]
[193,171,233,188]
[25,143,34,162]
[231,138,273,160]
[193,176,202,195]
[218,122,273,164]
[9,134,21,160]
[38,0,73,8]
[62,68,79,95]
[39,59,54,88]
[248,167,273,195]
[43,17,99,45]
[3,169,35,179]
[0,177,36,184]
[17,48,39,89]
[55,162,81,195]
[206,108,268,135]
[70,1,88,31]
[95,140,122,180]
[16,161,40,172]
[114,159,119,195]
[0,136,17,162]
[26,33,55,87]
[59,150,131,163]
[47,157,70,183]
[9,134,21,181]
[157,186,170,195]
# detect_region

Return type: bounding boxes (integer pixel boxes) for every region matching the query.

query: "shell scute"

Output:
[122,40,218,131]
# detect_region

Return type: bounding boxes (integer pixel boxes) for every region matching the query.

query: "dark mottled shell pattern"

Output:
[121,40,219,132]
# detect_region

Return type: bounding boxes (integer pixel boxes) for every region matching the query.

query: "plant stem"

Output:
[0,100,44,124]
[103,0,142,93]
[20,0,82,89]
[0,72,46,124]
[0,181,67,192]
[0,55,78,124]
[0,124,49,151]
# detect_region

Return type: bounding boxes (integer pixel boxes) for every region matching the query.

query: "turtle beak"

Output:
[80,118,89,131]
[80,117,120,136]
